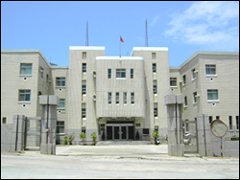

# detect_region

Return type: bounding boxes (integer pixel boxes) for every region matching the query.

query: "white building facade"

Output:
[1,47,239,144]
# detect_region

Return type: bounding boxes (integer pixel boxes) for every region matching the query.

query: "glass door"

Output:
[114,126,120,140]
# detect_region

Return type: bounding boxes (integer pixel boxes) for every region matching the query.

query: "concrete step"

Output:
[96,141,152,146]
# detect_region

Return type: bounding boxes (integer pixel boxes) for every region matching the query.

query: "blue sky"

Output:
[1,1,239,66]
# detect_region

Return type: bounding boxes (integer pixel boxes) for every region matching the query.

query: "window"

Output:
[153,85,157,94]
[206,65,216,75]
[82,85,86,95]
[108,69,111,79]
[131,92,134,104]
[152,52,156,59]
[116,69,126,78]
[236,116,239,130]
[216,116,220,120]
[143,128,149,135]
[46,74,49,84]
[20,63,32,75]
[19,90,31,101]
[209,116,213,124]
[130,69,134,79]
[184,96,188,106]
[82,127,86,133]
[207,90,218,100]
[152,63,157,73]
[229,116,232,130]
[59,99,65,108]
[123,92,127,104]
[116,92,119,104]
[192,68,196,79]
[2,117,7,124]
[82,52,87,59]
[108,92,112,104]
[82,108,86,118]
[183,75,186,85]
[40,67,44,78]
[56,121,65,133]
[56,77,66,87]
[170,77,177,86]
[154,108,158,117]
[193,92,198,103]
[82,63,87,73]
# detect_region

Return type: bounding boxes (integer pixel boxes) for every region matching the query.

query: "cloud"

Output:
[150,15,159,26]
[165,1,239,50]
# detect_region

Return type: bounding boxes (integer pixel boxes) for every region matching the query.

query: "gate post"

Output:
[39,95,59,155]
[165,95,185,156]
[11,115,25,152]
[197,114,213,156]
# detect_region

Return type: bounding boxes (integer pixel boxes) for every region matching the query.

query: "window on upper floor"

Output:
[123,92,127,104]
[193,92,198,103]
[56,77,66,87]
[82,63,87,73]
[59,99,65,108]
[116,92,119,104]
[39,67,44,78]
[82,85,86,95]
[170,77,177,86]
[20,63,32,75]
[108,69,112,79]
[152,52,156,59]
[209,116,213,124]
[131,92,134,104]
[192,68,196,80]
[130,69,134,79]
[229,116,233,130]
[152,63,157,73]
[153,85,157,95]
[19,89,31,101]
[207,89,218,100]
[206,65,216,75]
[184,96,188,106]
[2,117,7,124]
[236,116,239,130]
[82,108,86,118]
[183,75,186,85]
[82,52,87,59]
[108,92,112,104]
[154,108,158,117]
[116,69,126,78]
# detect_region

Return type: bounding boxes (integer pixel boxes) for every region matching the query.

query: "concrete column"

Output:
[164,95,185,156]
[11,115,25,152]
[39,95,59,155]
[197,114,213,156]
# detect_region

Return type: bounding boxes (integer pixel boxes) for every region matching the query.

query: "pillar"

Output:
[164,95,185,156]
[11,115,25,152]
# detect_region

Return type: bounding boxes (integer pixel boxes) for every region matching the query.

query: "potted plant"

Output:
[79,132,86,145]
[152,130,160,145]
[63,136,68,145]
[91,132,97,145]
[68,133,75,145]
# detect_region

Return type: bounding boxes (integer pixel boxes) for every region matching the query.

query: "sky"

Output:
[1,1,239,66]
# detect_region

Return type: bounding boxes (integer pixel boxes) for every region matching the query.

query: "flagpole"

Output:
[120,36,121,58]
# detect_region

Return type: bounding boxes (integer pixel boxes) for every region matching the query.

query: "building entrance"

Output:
[106,121,134,140]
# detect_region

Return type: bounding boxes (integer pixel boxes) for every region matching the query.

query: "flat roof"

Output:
[69,46,105,51]
[1,49,51,68]
[96,56,144,60]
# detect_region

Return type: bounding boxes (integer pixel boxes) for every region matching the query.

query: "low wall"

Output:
[1,124,13,152]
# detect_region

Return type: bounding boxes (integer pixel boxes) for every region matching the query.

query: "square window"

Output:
[116,69,126,78]
[207,90,218,100]
[19,90,31,101]
[56,77,66,87]
[2,117,7,124]
[56,121,65,133]
[206,65,216,75]
[59,99,65,108]
[170,77,177,86]
[20,63,32,75]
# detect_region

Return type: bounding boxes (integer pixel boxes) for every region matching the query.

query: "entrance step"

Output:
[184,153,202,158]
[96,141,152,146]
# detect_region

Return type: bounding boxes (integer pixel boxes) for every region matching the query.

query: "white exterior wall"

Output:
[96,57,145,118]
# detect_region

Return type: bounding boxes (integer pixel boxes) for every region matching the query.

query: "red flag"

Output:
[120,36,124,43]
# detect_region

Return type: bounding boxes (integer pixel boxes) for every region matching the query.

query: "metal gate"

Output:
[182,120,198,153]
[24,117,41,150]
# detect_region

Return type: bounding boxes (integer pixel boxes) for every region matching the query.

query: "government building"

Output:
[1,47,239,144]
